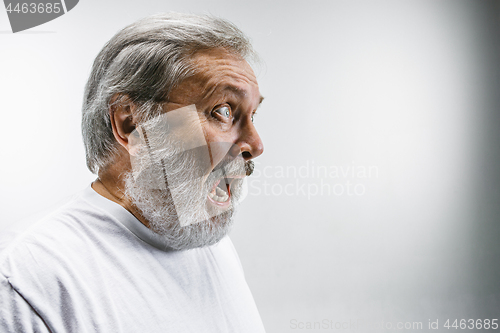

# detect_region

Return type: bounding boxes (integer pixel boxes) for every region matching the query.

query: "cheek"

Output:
[202,123,235,145]
[202,127,240,168]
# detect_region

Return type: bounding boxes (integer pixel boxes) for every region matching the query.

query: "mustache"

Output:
[211,152,255,177]
[136,135,256,182]
[245,160,254,176]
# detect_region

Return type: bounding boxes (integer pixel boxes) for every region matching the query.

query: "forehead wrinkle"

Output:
[198,73,256,104]
[168,50,260,108]
[194,58,257,86]
[199,67,257,91]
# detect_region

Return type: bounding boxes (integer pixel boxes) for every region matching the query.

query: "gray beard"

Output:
[123,140,248,251]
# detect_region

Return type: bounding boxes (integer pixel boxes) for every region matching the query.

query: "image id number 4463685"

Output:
[443,319,498,330]
[6,2,61,13]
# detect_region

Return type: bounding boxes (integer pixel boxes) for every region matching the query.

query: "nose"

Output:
[236,120,264,161]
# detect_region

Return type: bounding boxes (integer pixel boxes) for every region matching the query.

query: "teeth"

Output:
[208,190,228,203]
[208,179,229,203]
[216,187,226,196]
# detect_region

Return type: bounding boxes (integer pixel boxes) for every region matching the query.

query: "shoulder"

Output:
[0,188,124,281]
[0,188,130,328]
[0,273,51,332]
[0,192,98,332]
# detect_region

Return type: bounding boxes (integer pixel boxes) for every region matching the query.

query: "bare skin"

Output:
[92,48,264,229]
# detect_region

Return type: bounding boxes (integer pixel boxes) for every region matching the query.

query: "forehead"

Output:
[166,48,261,107]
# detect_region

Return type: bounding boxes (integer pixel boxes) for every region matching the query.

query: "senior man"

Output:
[0,13,265,332]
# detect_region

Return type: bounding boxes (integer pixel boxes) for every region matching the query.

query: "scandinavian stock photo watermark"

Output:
[289,318,499,331]
[248,161,379,199]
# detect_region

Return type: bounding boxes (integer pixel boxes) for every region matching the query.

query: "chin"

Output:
[124,171,239,250]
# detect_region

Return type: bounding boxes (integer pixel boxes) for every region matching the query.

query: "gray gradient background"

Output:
[1,0,499,332]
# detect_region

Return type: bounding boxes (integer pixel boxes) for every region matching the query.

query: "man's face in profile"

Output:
[124,48,264,250]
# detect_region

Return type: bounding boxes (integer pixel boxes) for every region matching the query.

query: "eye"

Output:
[212,105,232,119]
[251,112,257,123]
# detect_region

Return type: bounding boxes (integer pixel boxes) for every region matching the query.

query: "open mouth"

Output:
[208,178,231,205]
[207,175,244,206]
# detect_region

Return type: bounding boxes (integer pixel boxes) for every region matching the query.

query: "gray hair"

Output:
[82,12,256,174]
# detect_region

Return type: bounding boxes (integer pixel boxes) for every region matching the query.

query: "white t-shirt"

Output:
[0,187,265,332]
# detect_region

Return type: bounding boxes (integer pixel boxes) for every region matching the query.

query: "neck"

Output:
[92,171,151,228]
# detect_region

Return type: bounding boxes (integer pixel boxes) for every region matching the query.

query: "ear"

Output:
[109,94,137,151]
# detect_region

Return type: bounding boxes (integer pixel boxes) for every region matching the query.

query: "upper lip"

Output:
[223,174,245,185]
[209,174,245,193]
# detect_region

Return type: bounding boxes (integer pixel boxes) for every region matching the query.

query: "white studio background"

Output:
[1,1,499,332]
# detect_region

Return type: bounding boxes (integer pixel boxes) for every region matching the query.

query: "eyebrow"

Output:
[220,84,265,107]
